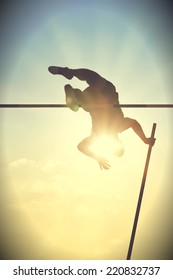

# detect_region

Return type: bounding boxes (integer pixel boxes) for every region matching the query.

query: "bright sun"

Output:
[90,134,124,159]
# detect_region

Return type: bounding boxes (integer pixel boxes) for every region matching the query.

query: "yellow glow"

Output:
[90,134,124,159]
[1,1,172,261]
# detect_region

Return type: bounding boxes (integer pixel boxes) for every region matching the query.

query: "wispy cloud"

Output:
[6,157,127,258]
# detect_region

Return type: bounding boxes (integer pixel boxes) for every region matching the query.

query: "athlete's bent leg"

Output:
[48,66,106,87]
[48,66,73,79]
[64,84,80,111]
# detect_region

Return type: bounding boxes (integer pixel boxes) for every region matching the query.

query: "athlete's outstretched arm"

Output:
[77,136,111,170]
[121,118,156,145]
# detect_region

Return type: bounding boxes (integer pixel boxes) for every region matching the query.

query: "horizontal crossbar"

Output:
[0,104,173,108]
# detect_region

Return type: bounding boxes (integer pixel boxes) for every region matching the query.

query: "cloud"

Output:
[7,158,70,207]
[4,156,133,259]
[8,158,66,171]
[8,158,36,168]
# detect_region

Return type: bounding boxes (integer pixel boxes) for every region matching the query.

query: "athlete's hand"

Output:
[96,156,111,170]
[145,137,156,146]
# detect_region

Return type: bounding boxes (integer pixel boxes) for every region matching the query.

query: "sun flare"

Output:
[90,134,124,159]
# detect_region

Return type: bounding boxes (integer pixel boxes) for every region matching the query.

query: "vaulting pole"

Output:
[126,123,157,260]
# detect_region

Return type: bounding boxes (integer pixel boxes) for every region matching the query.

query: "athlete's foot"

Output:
[64,84,79,112]
[48,66,73,79]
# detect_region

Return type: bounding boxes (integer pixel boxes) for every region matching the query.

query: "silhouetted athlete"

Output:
[48,66,155,170]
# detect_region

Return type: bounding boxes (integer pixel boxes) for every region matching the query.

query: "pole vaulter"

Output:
[0,66,172,258]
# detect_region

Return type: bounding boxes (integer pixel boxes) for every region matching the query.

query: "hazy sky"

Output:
[0,0,173,260]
